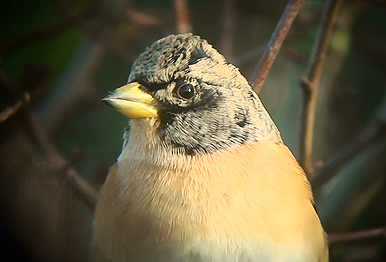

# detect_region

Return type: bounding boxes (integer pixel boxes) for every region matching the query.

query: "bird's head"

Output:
[103,33,281,155]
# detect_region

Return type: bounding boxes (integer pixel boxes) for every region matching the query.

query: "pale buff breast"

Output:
[91,141,327,262]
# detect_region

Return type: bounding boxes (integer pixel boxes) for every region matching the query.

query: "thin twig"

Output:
[298,0,343,177]
[0,65,51,123]
[0,92,30,123]
[126,9,161,28]
[219,0,236,62]
[251,0,306,93]
[174,0,192,33]
[329,227,386,245]
[312,120,386,189]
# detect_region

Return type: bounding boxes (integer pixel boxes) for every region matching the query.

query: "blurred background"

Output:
[0,0,386,261]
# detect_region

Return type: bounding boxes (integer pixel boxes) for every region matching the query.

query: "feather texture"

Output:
[92,139,327,261]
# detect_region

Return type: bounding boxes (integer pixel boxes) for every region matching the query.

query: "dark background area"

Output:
[0,0,386,261]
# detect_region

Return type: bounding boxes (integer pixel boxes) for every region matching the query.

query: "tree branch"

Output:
[312,120,386,189]
[251,0,306,93]
[0,65,51,123]
[329,227,386,245]
[126,8,162,28]
[298,0,343,177]
[0,92,30,123]
[174,0,192,33]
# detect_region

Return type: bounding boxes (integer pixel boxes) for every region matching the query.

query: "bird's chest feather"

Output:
[92,141,325,261]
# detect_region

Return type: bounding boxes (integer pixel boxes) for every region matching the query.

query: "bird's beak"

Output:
[102,82,158,118]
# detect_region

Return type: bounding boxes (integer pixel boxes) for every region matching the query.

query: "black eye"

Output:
[177,84,195,99]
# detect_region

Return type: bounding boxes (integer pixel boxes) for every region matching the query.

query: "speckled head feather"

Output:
[125,33,282,155]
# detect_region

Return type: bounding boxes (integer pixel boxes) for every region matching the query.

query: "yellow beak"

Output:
[102,82,158,118]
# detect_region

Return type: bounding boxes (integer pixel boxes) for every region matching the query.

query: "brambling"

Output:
[92,33,328,262]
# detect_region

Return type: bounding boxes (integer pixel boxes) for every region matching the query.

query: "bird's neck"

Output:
[95,124,321,260]
[116,123,313,230]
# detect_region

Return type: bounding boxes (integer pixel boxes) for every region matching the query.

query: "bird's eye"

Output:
[177,84,195,99]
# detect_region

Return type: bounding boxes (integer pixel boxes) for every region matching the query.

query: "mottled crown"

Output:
[125,33,282,155]
[128,33,226,86]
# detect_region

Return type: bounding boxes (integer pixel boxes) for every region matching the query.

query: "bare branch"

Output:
[62,167,98,211]
[312,120,386,189]
[298,0,343,177]
[219,0,236,62]
[126,9,161,28]
[0,92,30,123]
[329,227,386,245]
[0,64,51,123]
[251,0,306,93]
[174,0,192,33]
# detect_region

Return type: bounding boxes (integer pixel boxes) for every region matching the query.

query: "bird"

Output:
[91,33,328,262]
